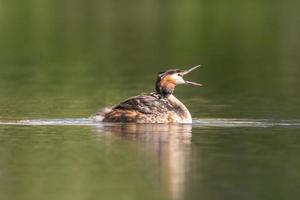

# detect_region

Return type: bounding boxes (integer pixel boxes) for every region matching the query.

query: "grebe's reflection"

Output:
[94,123,192,200]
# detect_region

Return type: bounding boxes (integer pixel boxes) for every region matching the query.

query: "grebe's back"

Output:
[101,93,182,123]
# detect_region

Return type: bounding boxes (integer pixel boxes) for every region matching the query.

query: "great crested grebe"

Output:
[96,65,202,123]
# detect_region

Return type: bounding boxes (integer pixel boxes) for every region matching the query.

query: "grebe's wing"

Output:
[113,93,172,114]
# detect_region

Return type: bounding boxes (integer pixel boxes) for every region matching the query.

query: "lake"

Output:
[0,0,300,200]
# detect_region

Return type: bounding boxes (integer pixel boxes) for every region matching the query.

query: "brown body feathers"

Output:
[100,93,184,123]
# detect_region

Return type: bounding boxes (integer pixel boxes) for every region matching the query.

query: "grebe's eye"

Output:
[177,73,182,77]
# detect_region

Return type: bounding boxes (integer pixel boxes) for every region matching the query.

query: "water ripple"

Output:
[0,118,299,128]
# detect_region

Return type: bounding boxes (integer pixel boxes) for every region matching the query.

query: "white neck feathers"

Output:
[167,95,192,123]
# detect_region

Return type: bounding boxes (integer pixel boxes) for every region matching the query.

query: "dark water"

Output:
[0,0,300,200]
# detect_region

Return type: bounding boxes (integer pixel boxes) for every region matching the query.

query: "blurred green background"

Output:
[0,0,299,120]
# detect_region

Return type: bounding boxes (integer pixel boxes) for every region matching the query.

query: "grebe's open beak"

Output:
[181,65,203,86]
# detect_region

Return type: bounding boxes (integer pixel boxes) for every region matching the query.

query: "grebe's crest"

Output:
[156,65,202,97]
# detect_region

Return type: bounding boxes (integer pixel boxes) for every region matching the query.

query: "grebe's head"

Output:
[156,65,202,97]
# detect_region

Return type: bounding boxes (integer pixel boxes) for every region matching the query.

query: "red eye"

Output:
[177,73,182,77]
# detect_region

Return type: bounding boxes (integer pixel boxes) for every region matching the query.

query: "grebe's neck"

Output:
[167,94,192,123]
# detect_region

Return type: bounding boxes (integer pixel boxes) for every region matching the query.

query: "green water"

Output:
[0,0,300,200]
